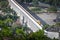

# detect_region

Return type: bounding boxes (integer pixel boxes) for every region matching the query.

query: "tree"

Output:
[0,27,12,37]
[2,7,13,13]
[32,0,39,6]
[0,20,5,27]
[55,22,60,27]
[4,18,13,27]
[16,28,24,35]
[0,0,7,2]
[15,28,26,40]
[47,6,57,13]
[27,30,51,40]
[0,1,9,8]
[43,24,50,30]
[39,0,60,7]
[38,0,45,2]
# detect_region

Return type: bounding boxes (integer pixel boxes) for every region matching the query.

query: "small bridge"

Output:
[8,0,43,32]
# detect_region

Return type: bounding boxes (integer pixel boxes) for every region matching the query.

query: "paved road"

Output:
[37,13,57,25]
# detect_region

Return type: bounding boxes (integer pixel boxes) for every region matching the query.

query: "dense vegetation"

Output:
[17,0,60,7]
[38,0,60,7]
[16,0,60,12]
[47,6,57,12]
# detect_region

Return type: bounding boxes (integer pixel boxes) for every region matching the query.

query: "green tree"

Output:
[55,22,60,27]
[0,1,9,8]
[43,24,50,30]
[32,0,39,6]
[0,20,4,27]
[27,30,51,40]
[15,28,26,40]
[38,0,45,2]
[4,18,13,27]
[0,27,12,37]
[2,7,13,13]
[38,0,60,7]
[47,6,57,13]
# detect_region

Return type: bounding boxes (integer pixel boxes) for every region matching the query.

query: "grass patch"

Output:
[29,7,41,13]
